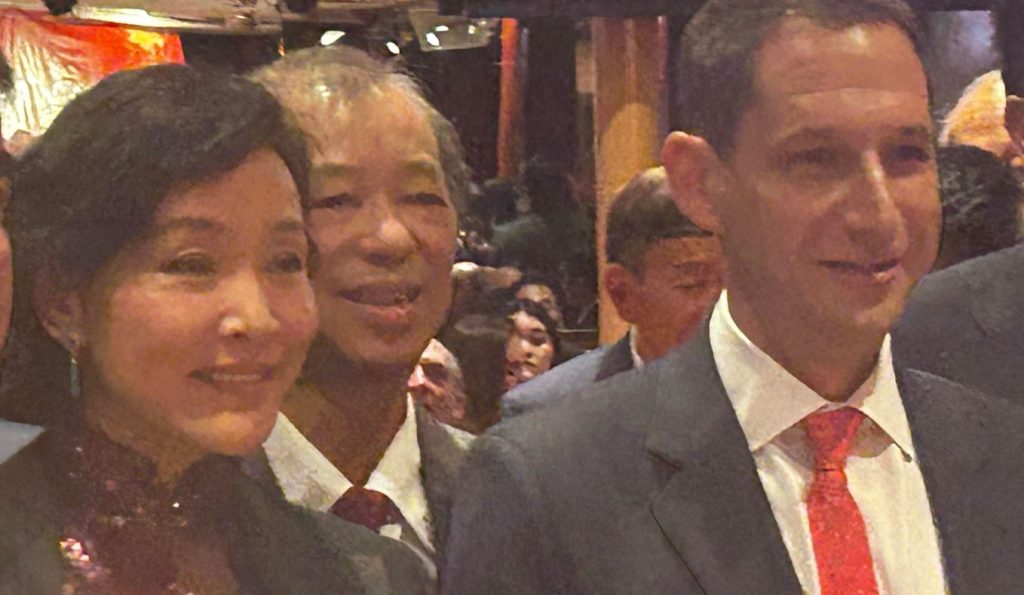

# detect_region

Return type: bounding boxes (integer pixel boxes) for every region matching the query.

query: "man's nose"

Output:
[357,197,417,267]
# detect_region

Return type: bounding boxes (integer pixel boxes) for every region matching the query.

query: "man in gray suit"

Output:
[444,1,1024,593]
[501,166,722,418]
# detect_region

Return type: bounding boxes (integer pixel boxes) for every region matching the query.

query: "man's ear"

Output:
[1005,95,1024,166]
[33,272,85,353]
[661,131,726,235]
[603,263,639,324]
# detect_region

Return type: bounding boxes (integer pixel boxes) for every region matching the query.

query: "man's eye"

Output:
[787,147,841,169]
[889,144,932,163]
[162,254,215,276]
[267,252,306,274]
[402,192,448,207]
[312,193,359,210]
[677,281,710,291]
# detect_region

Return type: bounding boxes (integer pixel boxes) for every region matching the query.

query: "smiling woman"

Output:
[0,65,428,593]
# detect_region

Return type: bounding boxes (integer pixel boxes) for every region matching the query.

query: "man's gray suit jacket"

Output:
[500,334,633,418]
[444,325,1024,594]
[895,244,1024,405]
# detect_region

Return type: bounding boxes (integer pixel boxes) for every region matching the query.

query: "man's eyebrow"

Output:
[401,158,443,179]
[891,125,934,143]
[151,217,227,235]
[773,127,845,147]
[312,158,442,179]
[273,219,307,234]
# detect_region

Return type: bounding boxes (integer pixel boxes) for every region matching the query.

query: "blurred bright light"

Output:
[320,30,346,46]
[425,32,441,47]
[386,41,402,55]
[435,25,450,32]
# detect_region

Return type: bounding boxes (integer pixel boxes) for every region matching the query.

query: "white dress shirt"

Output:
[708,293,947,595]
[628,325,645,370]
[263,395,436,577]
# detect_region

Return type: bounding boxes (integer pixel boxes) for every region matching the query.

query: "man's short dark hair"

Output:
[995,2,1024,97]
[935,144,1023,270]
[674,0,924,158]
[605,167,710,275]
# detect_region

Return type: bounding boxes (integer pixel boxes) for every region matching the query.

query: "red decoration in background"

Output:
[0,9,183,141]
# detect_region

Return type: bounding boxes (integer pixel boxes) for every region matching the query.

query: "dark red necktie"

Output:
[329,486,403,532]
[802,408,879,595]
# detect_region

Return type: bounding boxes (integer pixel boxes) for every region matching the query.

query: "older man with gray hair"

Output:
[250,46,473,579]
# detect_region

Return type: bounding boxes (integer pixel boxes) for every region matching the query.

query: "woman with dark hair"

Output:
[443,299,562,433]
[0,64,427,594]
[502,300,561,392]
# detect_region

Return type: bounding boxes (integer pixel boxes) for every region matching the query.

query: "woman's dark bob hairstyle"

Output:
[2,64,311,424]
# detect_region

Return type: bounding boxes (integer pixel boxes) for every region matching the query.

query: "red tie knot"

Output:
[802,407,866,471]
[329,486,403,532]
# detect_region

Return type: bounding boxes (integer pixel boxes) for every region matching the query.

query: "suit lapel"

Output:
[595,334,635,382]
[416,403,473,559]
[645,332,802,595]
[897,368,1000,594]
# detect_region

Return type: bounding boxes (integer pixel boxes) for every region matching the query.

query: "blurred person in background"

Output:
[408,339,472,435]
[492,160,592,279]
[503,167,723,418]
[933,144,1023,270]
[897,5,1024,404]
[0,64,427,594]
[502,300,561,392]
[0,54,38,464]
[443,299,562,433]
[511,272,566,329]
[252,46,472,578]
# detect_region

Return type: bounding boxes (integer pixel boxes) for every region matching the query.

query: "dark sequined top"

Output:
[0,424,431,595]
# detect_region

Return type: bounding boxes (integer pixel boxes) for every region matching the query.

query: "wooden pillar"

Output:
[497,19,525,178]
[591,17,667,344]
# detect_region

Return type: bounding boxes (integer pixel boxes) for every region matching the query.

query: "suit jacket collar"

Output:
[896,367,1001,594]
[644,326,803,594]
[595,334,635,382]
[643,322,1008,594]
[415,403,473,560]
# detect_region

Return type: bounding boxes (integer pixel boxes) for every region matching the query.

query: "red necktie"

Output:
[802,408,879,595]
[329,486,403,532]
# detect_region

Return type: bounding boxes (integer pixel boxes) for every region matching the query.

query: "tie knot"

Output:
[802,407,865,470]
[329,486,403,532]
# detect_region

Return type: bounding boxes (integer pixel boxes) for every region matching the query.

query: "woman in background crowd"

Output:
[0,64,426,594]
[502,300,560,391]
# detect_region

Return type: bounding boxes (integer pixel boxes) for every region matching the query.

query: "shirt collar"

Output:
[263,394,433,549]
[708,292,916,459]
[628,325,645,370]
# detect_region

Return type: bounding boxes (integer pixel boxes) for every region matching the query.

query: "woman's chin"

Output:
[184,411,278,458]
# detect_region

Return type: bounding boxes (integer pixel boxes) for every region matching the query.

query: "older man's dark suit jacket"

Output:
[500,334,633,418]
[443,325,1024,594]
[895,244,1024,404]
